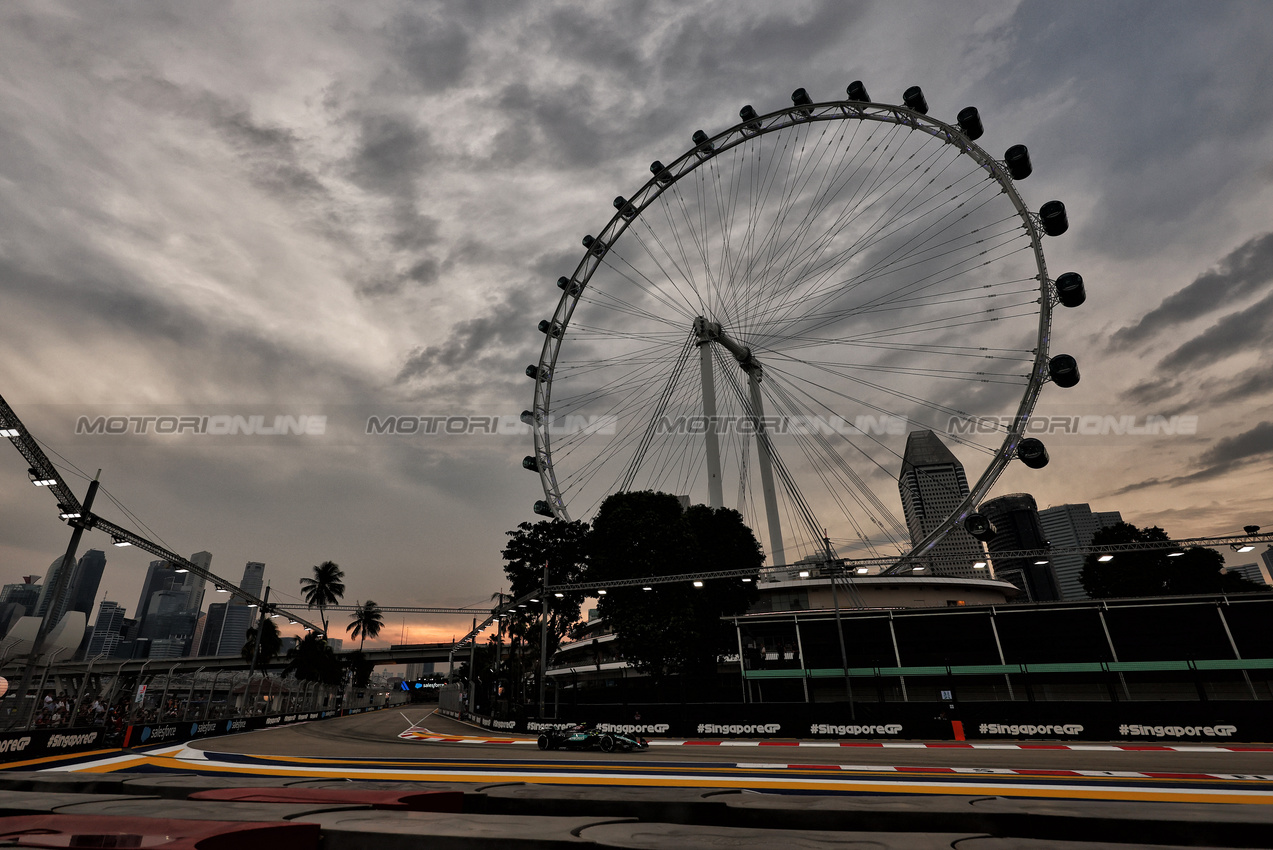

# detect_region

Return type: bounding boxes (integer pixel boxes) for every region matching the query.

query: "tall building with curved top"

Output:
[897,430,984,579]
[980,493,1059,602]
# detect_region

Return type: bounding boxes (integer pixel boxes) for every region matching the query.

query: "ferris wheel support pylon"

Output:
[694,316,786,565]
[697,333,728,511]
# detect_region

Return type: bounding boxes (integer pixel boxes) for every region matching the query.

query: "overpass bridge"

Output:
[0,642,458,678]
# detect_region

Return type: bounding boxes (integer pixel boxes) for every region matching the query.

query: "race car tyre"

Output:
[537,734,551,751]
[600,734,615,753]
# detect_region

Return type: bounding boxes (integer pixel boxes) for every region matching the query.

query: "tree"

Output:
[587,491,761,682]
[282,631,343,687]
[241,618,283,670]
[344,650,375,689]
[501,519,589,665]
[299,560,345,635]
[347,600,384,651]
[1081,523,1262,598]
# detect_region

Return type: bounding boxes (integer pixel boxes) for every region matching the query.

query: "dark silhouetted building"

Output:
[1038,503,1124,600]
[216,561,264,656]
[898,430,983,578]
[980,493,1059,602]
[86,600,127,658]
[67,549,107,618]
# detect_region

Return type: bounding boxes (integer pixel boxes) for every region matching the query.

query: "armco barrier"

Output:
[122,703,395,748]
[1,702,397,763]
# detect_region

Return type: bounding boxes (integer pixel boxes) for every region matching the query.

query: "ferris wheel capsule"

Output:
[1039,200,1069,236]
[1017,438,1050,469]
[1048,354,1080,388]
[1005,145,1032,180]
[957,107,984,141]
[1055,272,1086,307]
[903,85,928,114]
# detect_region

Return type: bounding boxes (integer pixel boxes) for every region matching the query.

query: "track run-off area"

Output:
[10,708,1273,806]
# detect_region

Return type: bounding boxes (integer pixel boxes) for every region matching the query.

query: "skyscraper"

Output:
[1038,503,1125,600]
[199,603,227,656]
[0,577,42,617]
[86,600,127,658]
[34,556,70,620]
[216,561,265,656]
[185,551,212,614]
[979,493,1059,602]
[134,560,170,624]
[897,430,983,578]
[67,549,107,618]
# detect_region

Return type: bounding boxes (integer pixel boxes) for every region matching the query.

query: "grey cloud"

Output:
[348,114,432,194]
[1111,232,1273,349]
[1207,367,1273,406]
[984,2,1273,259]
[395,285,540,385]
[1158,289,1273,371]
[389,11,472,91]
[120,77,329,204]
[0,257,375,403]
[1196,420,1273,469]
[1100,421,1273,496]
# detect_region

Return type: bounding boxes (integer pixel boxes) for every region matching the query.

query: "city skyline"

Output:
[2,3,1272,642]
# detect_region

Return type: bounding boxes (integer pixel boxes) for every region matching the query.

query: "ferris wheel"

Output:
[524,83,1084,568]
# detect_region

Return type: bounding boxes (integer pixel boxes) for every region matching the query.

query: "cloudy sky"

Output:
[2,0,1272,647]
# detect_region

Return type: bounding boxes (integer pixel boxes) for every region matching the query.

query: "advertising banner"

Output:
[0,727,110,763]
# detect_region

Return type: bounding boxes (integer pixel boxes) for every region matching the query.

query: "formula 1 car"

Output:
[537,726,649,753]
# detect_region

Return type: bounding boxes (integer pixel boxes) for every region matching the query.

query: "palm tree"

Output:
[299,560,345,635]
[241,618,283,670]
[346,599,384,651]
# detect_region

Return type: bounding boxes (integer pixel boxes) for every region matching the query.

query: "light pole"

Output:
[69,654,106,727]
[203,669,225,721]
[538,565,550,719]
[466,618,476,718]
[27,647,68,729]
[127,660,152,725]
[181,666,204,721]
[824,533,855,721]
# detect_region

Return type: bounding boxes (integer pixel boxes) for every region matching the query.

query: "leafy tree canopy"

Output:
[282,631,343,687]
[587,491,761,680]
[1080,522,1262,598]
[501,519,589,657]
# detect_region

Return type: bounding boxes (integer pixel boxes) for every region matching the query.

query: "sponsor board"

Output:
[598,723,670,735]
[478,717,518,731]
[138,725,179,744]
[0,735,33,756]
[1119,723,1237,738]
[696,723,780,736]
[809,723,903,737]
[0,727,106,762]
[978,723,1084,737]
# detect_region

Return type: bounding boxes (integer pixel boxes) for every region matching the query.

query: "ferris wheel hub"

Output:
[692,316,761,377]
